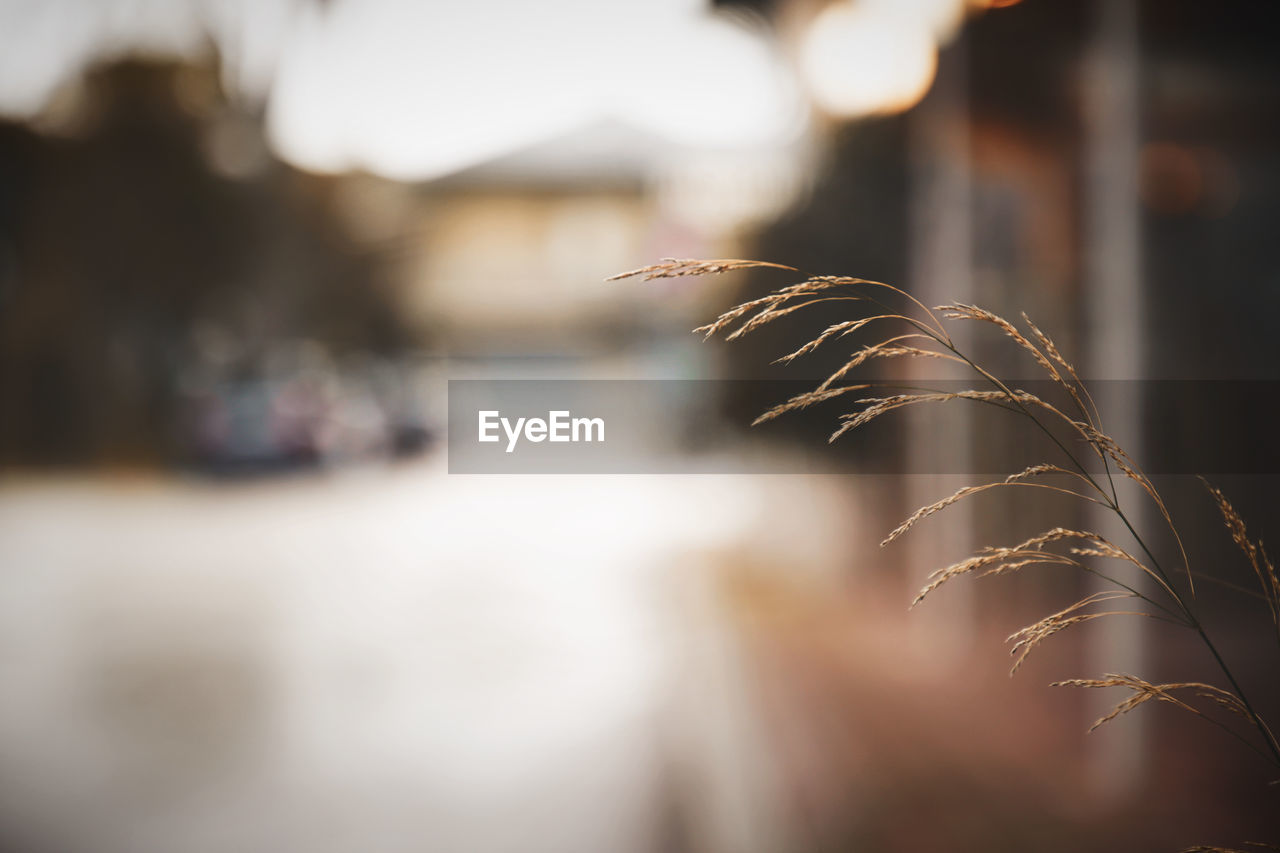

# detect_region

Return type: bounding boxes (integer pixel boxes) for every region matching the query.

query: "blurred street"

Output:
[0,459,853,853]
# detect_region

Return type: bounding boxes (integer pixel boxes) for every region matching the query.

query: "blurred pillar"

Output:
[1082,0,1147,798]
[905,38,976,658]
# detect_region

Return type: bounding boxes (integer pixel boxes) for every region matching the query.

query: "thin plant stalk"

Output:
[612,258,1280,771]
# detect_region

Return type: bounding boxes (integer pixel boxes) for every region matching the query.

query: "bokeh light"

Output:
[799,2,939,119]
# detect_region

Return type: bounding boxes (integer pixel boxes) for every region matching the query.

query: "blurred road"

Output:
[0,458,851,853]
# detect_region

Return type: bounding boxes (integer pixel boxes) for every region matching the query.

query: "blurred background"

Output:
[2,0,1279,850]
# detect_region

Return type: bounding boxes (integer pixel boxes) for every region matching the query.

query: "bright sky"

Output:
[0,0,807,180]
[0,0,989,180]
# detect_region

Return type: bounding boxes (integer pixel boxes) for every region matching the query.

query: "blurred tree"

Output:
[0,57,409,468]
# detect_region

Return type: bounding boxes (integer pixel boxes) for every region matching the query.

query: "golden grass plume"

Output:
[611,258,1280,779]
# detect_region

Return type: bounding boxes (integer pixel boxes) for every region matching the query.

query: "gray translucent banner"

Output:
[446,379,1280,475]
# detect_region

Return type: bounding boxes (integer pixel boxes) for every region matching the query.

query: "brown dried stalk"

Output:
[910,527,1089,607]
[1008,591,1136,675]
[1202,477,1280,648]
[611,258,1280,774]
[1052,674,1253,733]
[881,464,1101,547]
[605,258,798,281]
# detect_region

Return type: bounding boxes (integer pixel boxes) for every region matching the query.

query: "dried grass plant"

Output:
[611,258,1280,850]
